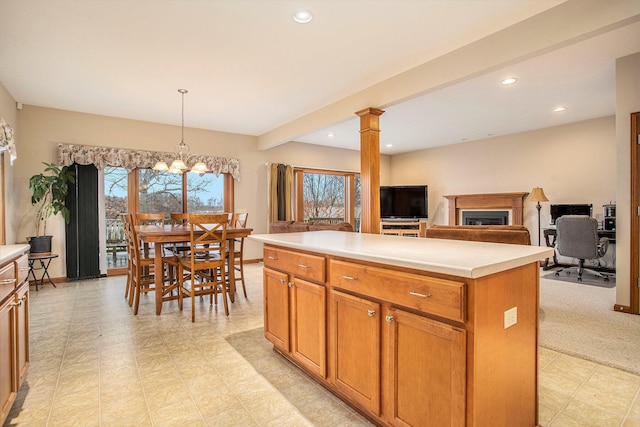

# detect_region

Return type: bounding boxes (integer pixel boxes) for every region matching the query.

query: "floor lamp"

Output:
[529,187,549,246]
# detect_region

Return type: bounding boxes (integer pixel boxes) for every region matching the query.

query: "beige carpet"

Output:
[539,272,640,375]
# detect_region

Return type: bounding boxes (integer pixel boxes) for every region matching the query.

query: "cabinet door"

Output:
[15,284,29,386]
[331,290,381,415]
[291,278,326,378]
[263,268,290,351]
[0,297,17,426]
[387,308,466,427]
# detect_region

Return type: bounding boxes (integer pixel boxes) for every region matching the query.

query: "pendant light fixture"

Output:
[153,89,209,174]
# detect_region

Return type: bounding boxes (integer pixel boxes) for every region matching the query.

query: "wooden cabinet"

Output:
[263,267,290,351]
[263,246,327,379]
[0,247,30,426]
[386,307,465,427]
[380,221,426,237]
[330,290,380,415]
[260,242,540,427]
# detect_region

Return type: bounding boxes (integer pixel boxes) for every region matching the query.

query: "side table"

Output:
[28,252,58,291]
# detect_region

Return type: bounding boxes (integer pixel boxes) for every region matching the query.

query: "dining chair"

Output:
[135,212,165,226]
[177,213,230,322]
[229,212,249,298]
[121,213,134,304]
[125,213,178,314]
[169,212,191,255]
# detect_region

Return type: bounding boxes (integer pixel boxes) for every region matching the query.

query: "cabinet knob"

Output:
[288,282,294,288]
[409,290,431,298]
[367,309,376,317]
[385,315,394,323]
[279,279,286,284]
[10,300,22,307]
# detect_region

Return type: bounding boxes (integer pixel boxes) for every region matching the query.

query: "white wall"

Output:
[10,105,375,278]
[389,116,616,237]
[0,83,18,245]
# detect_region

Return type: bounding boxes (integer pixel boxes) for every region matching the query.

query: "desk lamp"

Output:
[529,187,549,246]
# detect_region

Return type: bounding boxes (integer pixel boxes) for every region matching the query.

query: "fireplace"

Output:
[461,210,510,225]
[444,192,528,225]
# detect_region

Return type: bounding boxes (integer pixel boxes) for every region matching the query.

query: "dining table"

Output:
[135,224,253,315]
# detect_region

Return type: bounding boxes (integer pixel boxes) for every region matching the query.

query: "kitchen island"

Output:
[249,231,553,427]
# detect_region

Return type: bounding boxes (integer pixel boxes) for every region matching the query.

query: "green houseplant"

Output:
[28,162,75,252]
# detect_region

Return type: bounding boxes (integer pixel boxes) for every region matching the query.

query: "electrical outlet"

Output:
[504,307,517,329]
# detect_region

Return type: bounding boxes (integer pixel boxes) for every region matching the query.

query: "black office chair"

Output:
[554,215,611,282]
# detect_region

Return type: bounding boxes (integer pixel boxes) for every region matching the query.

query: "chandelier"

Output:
[152,89,209,174]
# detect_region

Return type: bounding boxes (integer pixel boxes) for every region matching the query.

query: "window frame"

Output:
[293,167,358,227]
[129,168,234,216]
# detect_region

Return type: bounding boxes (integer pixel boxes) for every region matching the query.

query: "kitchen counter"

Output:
[0,244,30,266]
[249,230,553,278]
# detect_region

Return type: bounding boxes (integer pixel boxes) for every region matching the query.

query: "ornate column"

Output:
[356,107,384,234]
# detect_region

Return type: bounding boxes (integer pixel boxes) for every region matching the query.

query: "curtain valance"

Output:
[57,143,240,180]
[0,117,17,165]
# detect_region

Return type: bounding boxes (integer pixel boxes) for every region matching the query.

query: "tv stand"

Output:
[380,220,427,237]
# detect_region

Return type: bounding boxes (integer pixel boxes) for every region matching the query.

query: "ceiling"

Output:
[1,1,639,155]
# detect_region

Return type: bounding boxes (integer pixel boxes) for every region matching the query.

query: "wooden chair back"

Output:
[170,212,189,226]
[135,213,165,225]
[187,213,228,268]
[231,212,248,228]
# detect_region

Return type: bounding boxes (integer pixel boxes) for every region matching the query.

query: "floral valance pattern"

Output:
[57,143,240,181]
[0,117,17,164]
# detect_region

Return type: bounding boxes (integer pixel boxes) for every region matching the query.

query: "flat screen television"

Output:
[380,185,428,220]
[550,203,593,225]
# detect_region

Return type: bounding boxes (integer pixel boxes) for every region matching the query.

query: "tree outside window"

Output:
[295,169,359,230]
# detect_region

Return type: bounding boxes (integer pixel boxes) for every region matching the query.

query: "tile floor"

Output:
[4,263,640,427]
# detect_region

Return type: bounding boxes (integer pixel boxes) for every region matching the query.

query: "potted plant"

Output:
[27,162,75,253]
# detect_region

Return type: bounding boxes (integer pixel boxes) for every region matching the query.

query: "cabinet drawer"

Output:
[0,263,16,303]
[264,246,325,283]
[330,260,465,323]
[15,255,29,286]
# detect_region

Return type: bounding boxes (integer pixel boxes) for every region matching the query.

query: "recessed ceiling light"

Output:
[385,144,393,148]
[293,10,313,23]
[553,106,567,112]
[501,78,517,85]
[327,132,335,138]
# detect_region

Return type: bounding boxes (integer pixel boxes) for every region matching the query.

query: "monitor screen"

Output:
[550,204,593,225]
[380,185,428,219]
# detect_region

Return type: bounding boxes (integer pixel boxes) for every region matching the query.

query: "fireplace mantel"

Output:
[444,192,529,225]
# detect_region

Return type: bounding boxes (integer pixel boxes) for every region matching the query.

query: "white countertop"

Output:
[249,231,554,279]
[0,244,30,265]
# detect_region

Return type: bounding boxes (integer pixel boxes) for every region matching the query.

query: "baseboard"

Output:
[614,304,632,313]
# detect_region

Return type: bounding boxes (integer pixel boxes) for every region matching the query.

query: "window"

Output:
[138,169,184,216]
[186,173,224,213]
[294,168,360,231]
[104,167,128,270]
[136,168,232,219]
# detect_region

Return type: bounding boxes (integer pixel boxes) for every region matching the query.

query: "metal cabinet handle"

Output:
[341,275,358,281]
[385,315,394,323]
[267,256,278,260]
[409,290,432,298]
[10,300,22,307]
[20,295,27,302]
[19,267,29,271]
[288,282,294,288]
[0,279,16,285]
[279,278,286,284]
[298,264,310,269]
[367,309,376,317]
